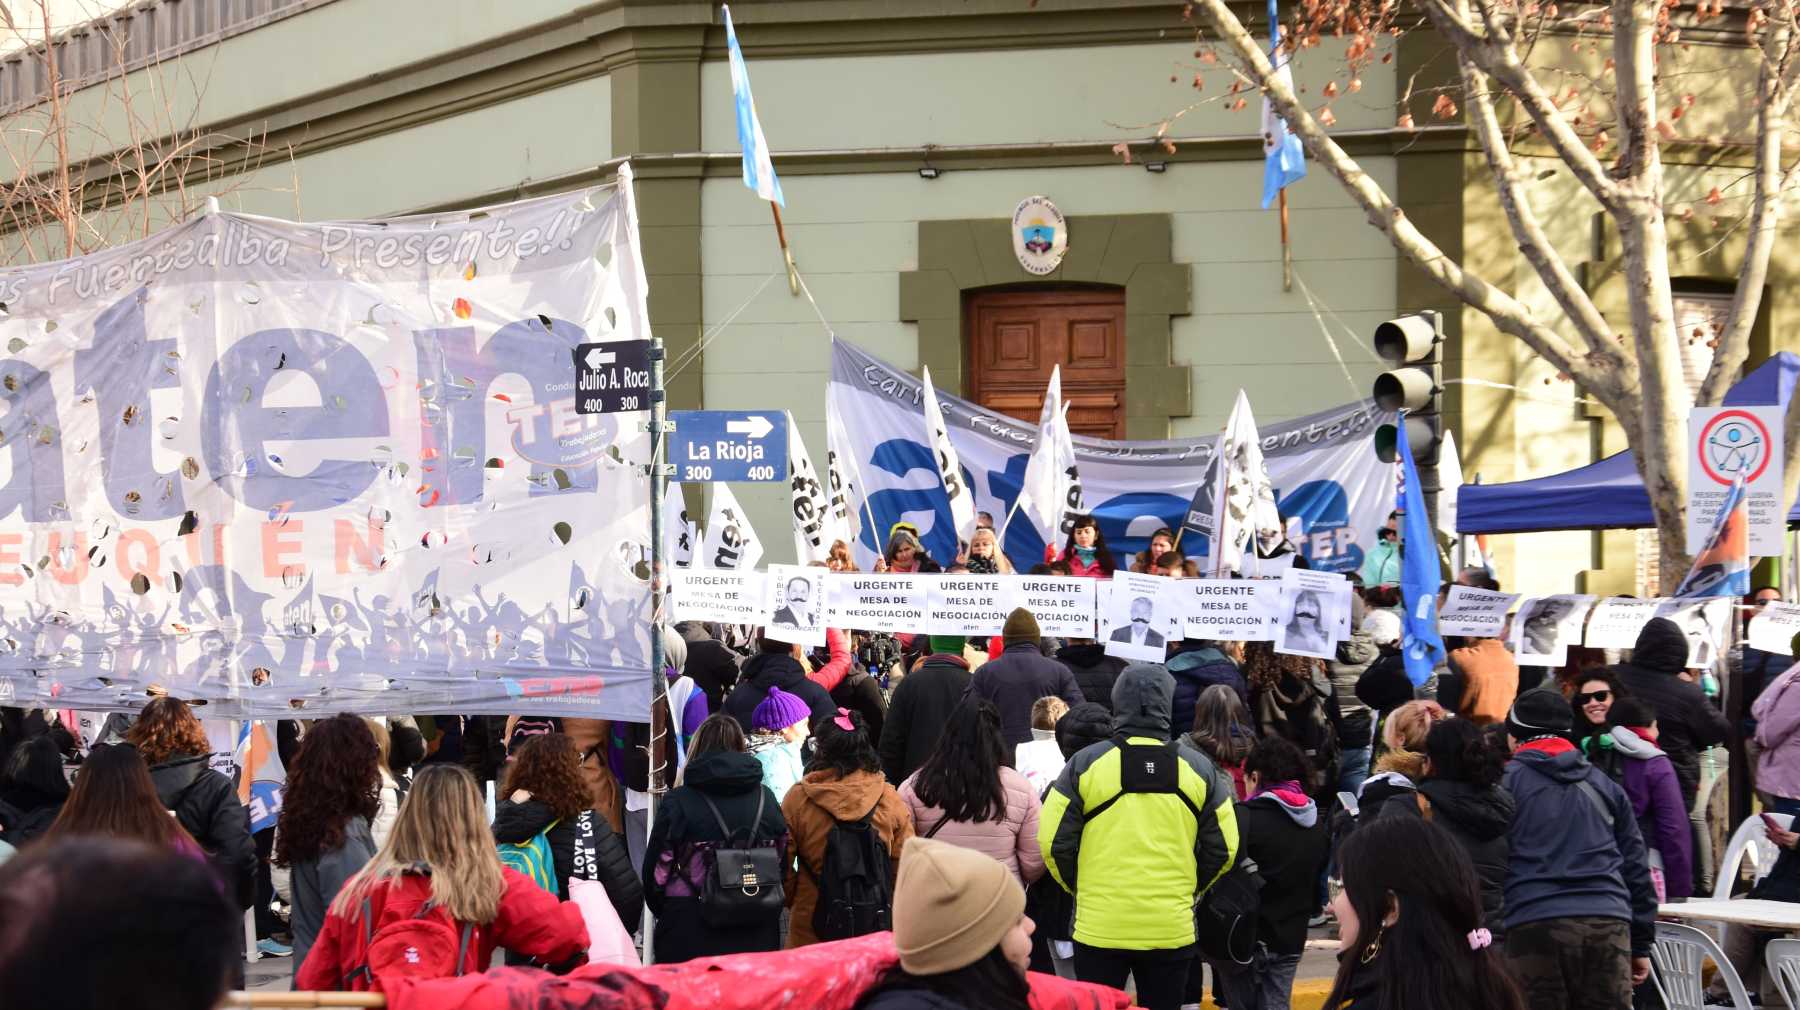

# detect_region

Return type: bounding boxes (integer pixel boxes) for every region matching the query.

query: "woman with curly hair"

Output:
[128,697,255,914]
[1242,641,1341,798]
[492,732,642,935]
[275,714,381,974]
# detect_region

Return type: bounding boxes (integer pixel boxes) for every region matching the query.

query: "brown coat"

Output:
[780,768,914,947]
[1450,638,1520,726]
[559,717,625,835]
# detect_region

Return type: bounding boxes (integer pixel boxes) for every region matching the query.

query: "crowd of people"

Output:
[0,514,1796,1010]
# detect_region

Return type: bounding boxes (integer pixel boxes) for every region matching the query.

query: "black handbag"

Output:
[697,789,784,927]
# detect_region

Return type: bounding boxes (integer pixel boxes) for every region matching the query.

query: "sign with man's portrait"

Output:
[764,563,825,647]
[1103,572,1182,663]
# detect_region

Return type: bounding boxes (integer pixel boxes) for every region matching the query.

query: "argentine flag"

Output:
[1261,0,1307,209]
[723,6,784,206]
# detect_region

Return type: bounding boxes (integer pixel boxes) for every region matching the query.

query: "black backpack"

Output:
[1087,740,1259,962]
[805,795,893,940]
[696,790,785,927]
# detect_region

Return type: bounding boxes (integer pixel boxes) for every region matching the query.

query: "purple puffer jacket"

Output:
[1614,726,1694,900]
[1755,661,1800,802]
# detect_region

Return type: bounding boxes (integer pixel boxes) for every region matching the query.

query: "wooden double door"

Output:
[964,287,1126,439]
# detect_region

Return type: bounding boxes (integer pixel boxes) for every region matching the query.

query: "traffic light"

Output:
[1371,311,1444,467]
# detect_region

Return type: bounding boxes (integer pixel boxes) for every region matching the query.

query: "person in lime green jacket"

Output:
[1037,663,1239,1010]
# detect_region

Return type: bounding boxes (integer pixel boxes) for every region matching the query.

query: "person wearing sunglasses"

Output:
[1570,673,1626,780]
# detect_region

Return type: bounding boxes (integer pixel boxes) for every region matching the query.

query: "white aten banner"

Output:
[1103,571,1182,662]
[1010,574,1098,639]
[824,573,929,633]
[1275,569,1353,660]
[0,185,655,719]
[927,574,1011,637]
[1511,595,1599,667]
[827,340,1395,580]
[1584,598,1665,650]
[1750,602,1800,656]
[1438,586,1520,638]
[671,569,768,626]
[1181,579,1280,641]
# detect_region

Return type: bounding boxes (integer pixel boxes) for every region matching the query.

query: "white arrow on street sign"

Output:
[584,347,616,370]
[725,415,775,439]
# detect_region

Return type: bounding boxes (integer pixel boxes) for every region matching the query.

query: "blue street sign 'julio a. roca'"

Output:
[669,410,789,482]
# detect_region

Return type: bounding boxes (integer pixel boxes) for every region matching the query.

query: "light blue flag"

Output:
[1396,410,1446,686]
[1260,0,1307,209]
[723,6,784,206]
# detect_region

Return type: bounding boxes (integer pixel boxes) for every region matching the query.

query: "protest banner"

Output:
[1179,578,1279,641]
[0,183,655,720]
[1009,574,1097,639]
[828,340,1395,578]
[1584,598,1665,649]
[927,575,1012,636]
[763,563,825,647]
[1749,602,1800,655]
[671,569,769,626]
[1103,571,1181,662]
[824,573,928,633]
[1511,595,1598,667]
[1656,598,1733,668]
[1274,568,1353,660]
[1437,586,1520,638]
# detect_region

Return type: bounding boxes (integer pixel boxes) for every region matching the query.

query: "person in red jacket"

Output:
[1042,515,1116,579]
[296,764,588,991]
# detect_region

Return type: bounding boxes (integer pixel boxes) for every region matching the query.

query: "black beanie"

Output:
[1506,688,1573,742]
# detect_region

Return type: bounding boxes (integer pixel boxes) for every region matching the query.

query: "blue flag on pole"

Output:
[723,5,784,207]
[1396,410,1446,686]
[1260,0,1307,209]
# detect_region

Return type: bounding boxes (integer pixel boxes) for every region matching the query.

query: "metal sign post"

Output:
[639,337,675,963]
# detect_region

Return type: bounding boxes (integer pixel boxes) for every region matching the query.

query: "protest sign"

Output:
[1437,586,1520,638]
[1511,595,1598,667]
[1274,569,1352,660]
[0,183,656,720]
[763,563,825,647]
[1584,598,1665,650]
[1749,602,1800,655]
[1657,598,1733,668]
[671,569,769,626]
[927,575,1012,636]
[1179,579,1279,641]
[1010,575,1097,639]
[1103,572,1181,662]
[823,573,928,633]
[1688,405,1785,555]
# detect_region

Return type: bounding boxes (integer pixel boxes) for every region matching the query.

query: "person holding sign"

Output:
[1045,515,1116,579]
[1604,618,1730,812]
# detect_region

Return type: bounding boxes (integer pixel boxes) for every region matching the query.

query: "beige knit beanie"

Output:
[891,835,1027,975]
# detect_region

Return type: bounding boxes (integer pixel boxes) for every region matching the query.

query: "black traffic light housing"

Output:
[1371,310,1445,529]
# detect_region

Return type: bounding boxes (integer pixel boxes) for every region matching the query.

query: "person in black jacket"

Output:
[1383,717,1514,937]
[492,732,642,938]
[0,735,69,847]
[1053,639,1127,712]
[128,698,256,912]
[967,609,1084,747]
[1167,639,1249,729]
[881,636,977,785]
[1606,617,1731,810]
[1209,736,1330,1010]
[830,641,888,748]
[643,715,788,963]
[680,621,743,713]
[723,637,835,732]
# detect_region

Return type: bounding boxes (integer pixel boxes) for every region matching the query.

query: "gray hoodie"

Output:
[289,815,377,978]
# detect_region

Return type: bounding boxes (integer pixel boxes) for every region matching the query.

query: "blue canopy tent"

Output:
[1456,352,1800,533]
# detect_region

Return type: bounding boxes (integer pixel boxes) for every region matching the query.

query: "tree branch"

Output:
[1191,0,1621,402]
[1457,48,1627,371]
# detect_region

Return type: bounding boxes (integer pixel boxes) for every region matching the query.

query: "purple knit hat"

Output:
[753,686,811,732]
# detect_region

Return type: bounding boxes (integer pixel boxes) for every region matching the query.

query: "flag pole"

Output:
[770,203,800,296]
[1279,188,1293,292]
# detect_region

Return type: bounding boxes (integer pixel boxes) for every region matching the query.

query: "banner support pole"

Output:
[642,335,673,964]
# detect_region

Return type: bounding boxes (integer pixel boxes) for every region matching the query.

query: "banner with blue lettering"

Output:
[827,339,1394,576]
[0,183,654,720]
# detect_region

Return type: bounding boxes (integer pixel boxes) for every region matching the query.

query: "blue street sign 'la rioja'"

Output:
[668,410,789,482]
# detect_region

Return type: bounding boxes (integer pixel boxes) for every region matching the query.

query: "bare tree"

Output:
[1140,0,1798,586]
[0,0,295,262]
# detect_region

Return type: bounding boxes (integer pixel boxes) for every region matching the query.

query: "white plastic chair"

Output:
[1769,938,1800,1010]
[1652,922,1753,1010]
[1715,813,1795,901]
